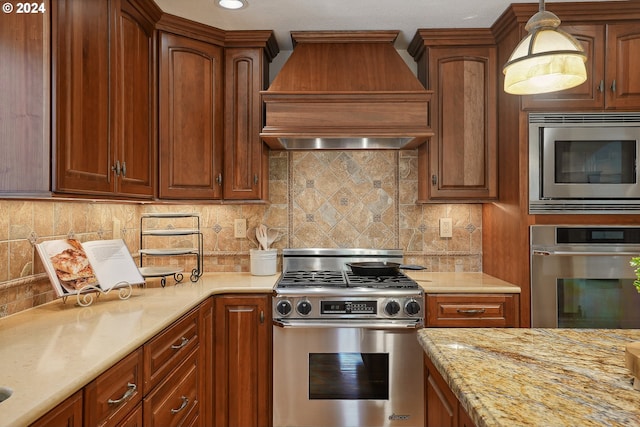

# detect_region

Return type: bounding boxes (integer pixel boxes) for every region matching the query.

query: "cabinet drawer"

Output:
[144,306,200,391]
[143,347,201,427]
[84,348,143,427]
[426,294,519,327]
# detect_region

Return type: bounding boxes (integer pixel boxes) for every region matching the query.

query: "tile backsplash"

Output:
[0,150,481,317]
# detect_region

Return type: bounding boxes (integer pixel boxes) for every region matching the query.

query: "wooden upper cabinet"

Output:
[409,30,497,201]
[223,48,269,200]
[606,23,640,109]
[158,31,224,200]
[0,0,50,196]
[522,23,640,111]
[53,0,112,195]
[52,0,157,198]
[112,0,157,197]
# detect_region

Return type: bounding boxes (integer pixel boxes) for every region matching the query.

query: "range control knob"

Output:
[385,300,401,316]
[276,300,292,316]
[297,300,312,316]
[405,299,421,316]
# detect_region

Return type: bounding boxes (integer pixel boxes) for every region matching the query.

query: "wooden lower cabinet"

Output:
[30,299,214,427]
[425,355,475,427]
[213,294,272,427]
[30,390,83,427]
[426,293,520,327]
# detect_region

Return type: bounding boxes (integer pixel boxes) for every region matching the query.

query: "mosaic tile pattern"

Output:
[0,150,481,316]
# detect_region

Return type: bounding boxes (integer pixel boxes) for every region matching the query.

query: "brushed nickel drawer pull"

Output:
[107,383,136,405]
[170,396,189,414]
[171,337,189,350]
[456,308,486,315]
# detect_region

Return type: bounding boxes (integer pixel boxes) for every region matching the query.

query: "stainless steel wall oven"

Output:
[272,249,424,427]
[531,225,640,328]
[529,112,640,214]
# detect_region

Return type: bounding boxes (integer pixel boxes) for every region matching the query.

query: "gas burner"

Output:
[345,271,419,289]
[277,270,347,288]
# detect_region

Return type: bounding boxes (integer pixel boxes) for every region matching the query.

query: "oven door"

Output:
[273,321,424,427]
[531,249,640,328]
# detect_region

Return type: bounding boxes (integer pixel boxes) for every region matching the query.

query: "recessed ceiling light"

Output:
[217,0,247,10]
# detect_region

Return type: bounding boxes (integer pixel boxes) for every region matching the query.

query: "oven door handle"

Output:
[533,250,640,256]
[273,319,423,329]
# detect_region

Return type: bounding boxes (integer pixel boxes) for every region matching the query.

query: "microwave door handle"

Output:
[533,250,640,256]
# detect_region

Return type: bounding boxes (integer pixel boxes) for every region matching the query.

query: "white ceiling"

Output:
[153,0,621,51]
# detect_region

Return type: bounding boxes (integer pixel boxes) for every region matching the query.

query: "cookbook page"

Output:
[36,239,98,296]
[82,239,145,290]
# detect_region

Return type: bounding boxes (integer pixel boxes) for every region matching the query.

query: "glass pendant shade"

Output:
[503,3,587,95]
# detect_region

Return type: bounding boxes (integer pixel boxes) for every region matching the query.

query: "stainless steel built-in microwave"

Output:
[529,113,640,213]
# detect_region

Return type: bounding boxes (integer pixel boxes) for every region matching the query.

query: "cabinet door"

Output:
[30,390,83,427]
[420,46,497,200]
[158,31,223,199]
[521,25,605,111]
[605,23,640,109]
[213,295,272,427]
[53,0,112,195]
[223,48,269,200]
[112,0,156,197]
[0,0,50,195]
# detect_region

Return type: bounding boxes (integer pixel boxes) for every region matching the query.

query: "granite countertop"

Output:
[0,272,278,427]
[410,272,521,294]
[418,328,640,427]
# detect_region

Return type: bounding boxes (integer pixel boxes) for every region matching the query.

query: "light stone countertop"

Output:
[409,271,521,294]
[0,272,278,427]
[418,328,640,427]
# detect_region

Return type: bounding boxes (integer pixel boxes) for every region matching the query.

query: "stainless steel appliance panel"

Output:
[273,325,424,427]
[528,112,640,213]
[531,225,640,328]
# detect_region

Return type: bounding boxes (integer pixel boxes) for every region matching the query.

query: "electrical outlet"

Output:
[234,219,247,238]
[439,218,453,238]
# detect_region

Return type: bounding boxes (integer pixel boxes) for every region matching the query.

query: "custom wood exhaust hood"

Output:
[260,31,433,150]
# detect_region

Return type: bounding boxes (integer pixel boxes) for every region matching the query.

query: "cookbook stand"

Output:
[61,281,133,307]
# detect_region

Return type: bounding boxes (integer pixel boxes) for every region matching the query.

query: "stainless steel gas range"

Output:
[272,248,425,427]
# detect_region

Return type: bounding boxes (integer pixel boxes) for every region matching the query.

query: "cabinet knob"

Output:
[254,174,259,185]
[431,174,438,186]
[260,310,265,324]
[611,79,617,93]
[121,161,126,177]
[598,80,604,93]
[111,160,121,176]
[216,173,222,185]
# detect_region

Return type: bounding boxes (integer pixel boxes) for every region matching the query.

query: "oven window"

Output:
[554,140,636,184]
[558,278,640,328]
[308,353,389,400]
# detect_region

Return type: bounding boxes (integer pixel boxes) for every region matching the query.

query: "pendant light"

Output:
[503,0,587,95]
